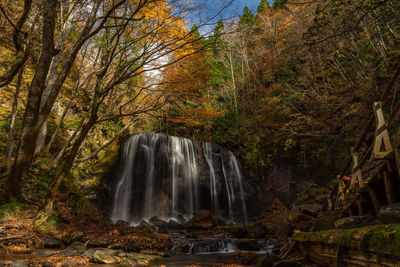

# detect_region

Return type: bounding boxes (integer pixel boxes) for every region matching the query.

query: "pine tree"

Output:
[211,19,225,55]
[272,0,288,9]
[257,0,271,14]
[239,6,255,25]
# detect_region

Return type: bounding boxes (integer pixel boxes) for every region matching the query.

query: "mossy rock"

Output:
[313,216,335,231]
[293,224,400,257]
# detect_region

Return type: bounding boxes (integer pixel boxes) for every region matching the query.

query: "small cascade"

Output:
[110,133,247,225]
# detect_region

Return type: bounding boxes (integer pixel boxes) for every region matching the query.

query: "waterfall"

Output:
[202,143,219,215]
[111,133,247,224]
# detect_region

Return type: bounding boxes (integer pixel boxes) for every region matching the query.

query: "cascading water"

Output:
[111,133,247,225]
[202,143,219,216]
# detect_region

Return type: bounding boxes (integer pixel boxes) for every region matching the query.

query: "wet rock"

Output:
[177,215,186,224]
[168,220,184,230]
[30,249,54,257]
[85,239,110,248]
[149,217,169,233]
[56,242,85,257]
[293,204,322,217]
[11,261,27,267]
[116,220,131,227]
[137,220,156,231]
[93,250,118,264]
[61,260,77,267]
[186,210,217,230]
[335,215,376,229]
[43,238,65,249]
[378,203,400,224]
[126,252,162,263]
[170,242,191,253]
[120,259,137,267]
[82,248,118,258]
[42,261,52,267]
[237,239,260,251]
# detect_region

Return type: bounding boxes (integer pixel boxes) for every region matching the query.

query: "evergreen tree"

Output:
[190,24,207,46]
[257,0,271,14]
[239,6,255,25]
[272,0,288,9]
[210,19,225,55]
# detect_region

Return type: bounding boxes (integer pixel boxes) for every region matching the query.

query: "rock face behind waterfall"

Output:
[108,133,248,225]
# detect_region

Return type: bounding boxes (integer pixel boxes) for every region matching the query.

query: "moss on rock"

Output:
[293,224,400,257]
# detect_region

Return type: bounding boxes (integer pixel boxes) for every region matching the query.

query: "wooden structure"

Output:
[330,63,400,218]
[332,101,400,218]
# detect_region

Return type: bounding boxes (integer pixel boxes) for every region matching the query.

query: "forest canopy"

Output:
[0,0,399,218]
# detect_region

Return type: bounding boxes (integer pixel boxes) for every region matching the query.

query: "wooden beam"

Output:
[395,149,400,181]
[351,147,364,189]
[372,102,393,159]
[367,185,381,216]
[383,170,395,205]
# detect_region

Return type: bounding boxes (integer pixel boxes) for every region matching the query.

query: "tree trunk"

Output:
[35,3,75,154]
[4,0,58,202]
[6,69,23,173]
[38,113,97,220]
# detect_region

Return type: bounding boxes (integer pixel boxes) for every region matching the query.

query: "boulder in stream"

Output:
[11,261,28,267]
[120,258,137,267]
[55,242,85,257]
[168,219,184,230]
[186,210,217,230]
[149,217,169,233]
[82,248,119,258]
[93,250,119,264]
[137,220,156,231]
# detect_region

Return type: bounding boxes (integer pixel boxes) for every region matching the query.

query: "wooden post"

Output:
[367,185,381,216]
[395,149,400,181]
[351,147,364,189]
[357,198,364,216]
[383,169,395,204]
[372,102,393,159]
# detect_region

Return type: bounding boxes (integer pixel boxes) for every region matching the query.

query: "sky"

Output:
[175,0,267,34]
